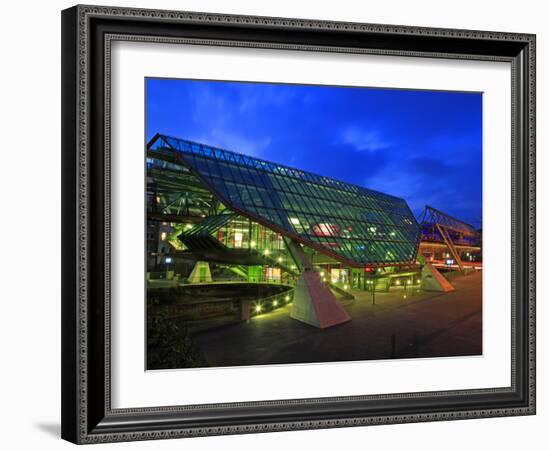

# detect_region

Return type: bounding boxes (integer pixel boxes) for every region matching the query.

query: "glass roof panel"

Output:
[150,134,421,266]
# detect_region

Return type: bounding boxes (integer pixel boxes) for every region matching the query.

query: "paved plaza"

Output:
[193,271,482,367]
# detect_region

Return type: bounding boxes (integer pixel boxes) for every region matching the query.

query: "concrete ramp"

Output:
[290,271,351,328]
[421,263,455,292]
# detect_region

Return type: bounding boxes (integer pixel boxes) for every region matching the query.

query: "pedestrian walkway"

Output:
[192,271,482,368]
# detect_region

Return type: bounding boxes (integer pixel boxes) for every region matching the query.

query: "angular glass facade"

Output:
[149,134,421,267]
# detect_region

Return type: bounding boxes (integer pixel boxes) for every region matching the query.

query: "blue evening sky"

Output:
[146,78,482,226]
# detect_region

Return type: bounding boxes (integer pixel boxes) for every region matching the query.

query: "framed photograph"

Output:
[61,5,536,444]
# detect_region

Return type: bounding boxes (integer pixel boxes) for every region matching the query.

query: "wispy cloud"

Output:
[340,127,391,152]
[237,84,298,113]
[365,157,481,223]
[146,78,482,223]
[191,128,272,158]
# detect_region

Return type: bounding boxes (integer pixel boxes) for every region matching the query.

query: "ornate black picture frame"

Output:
[61,4,536,444]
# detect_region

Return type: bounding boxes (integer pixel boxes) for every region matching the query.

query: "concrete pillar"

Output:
[187,261,212,283]
[421,263,455,292]
[240,302,250,321]
[290,271,351,328]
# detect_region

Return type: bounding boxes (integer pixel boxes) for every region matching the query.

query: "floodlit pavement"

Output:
[192,271,482,367]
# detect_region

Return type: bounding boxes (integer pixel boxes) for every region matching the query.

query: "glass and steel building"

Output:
[146,134,482,328]
[147,133,421,273]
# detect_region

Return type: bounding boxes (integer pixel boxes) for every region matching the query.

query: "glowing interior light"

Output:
[289,217,300,225]
[407,280,411,285]
[277,257,283,263]
[272,300,278,307]
[285,295,290,301]
[313,223,339,237]
[403,295,407,299]
[369,227,377,233]
[263,249,270,256]
[165,257,172,264]
[234,232,243,248]
[417,279,421,284]
[250,241,256,248]
[160,232,167,241]
[291,265,297,270]
[185,223,193,230]
[395,280,400,285]
[344,285,348,290]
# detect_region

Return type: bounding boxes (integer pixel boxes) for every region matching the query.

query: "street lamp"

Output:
[368,279,376,305]
[165,257,172,280]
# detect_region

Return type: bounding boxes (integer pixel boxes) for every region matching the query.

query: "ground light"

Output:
[254,304,262,313]
[272,300,278,307]
[285,295,291,302]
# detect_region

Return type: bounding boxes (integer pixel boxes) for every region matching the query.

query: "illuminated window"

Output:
[150,134,421,266]
[264,267,281,282]
[234,232,243,248]
[330,269,340,284]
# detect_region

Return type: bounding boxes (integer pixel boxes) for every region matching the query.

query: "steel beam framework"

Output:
[147,133,421,268]
[418,206,481,270]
